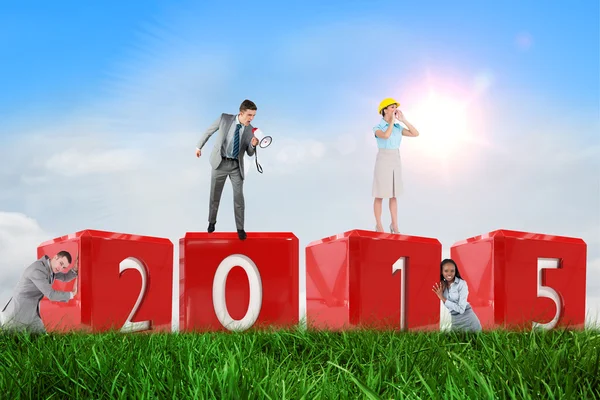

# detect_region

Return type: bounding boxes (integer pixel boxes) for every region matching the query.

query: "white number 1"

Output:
[533,258,562,330]
[119,257,151,333]
[392,257,407,331]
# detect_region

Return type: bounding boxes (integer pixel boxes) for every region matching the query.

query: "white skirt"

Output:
[372,148,403,198]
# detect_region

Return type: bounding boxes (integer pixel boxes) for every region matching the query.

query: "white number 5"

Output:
[119,257,151,333]
[533,258,562,330]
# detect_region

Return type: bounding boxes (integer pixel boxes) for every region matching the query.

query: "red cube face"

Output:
[451,229,587,330]
[179,232,299,331]
[306,230,441,331]
[38,229,173,333]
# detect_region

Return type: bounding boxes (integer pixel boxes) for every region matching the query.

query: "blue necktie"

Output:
[232,123,241,158]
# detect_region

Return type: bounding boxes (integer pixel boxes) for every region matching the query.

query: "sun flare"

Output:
[403,92,471,158]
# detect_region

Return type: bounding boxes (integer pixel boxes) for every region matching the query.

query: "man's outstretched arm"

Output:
[54,269,77,282]
[196,115,222,152]
[30,269,72,302]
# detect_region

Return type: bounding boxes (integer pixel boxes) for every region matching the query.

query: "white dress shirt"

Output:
[443,277,471,315]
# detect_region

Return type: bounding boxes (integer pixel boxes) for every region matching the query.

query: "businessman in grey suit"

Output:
[1,251,78,333]
[196,99,259,240]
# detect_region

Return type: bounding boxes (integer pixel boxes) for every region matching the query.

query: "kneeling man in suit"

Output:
[1,251,78,333]
[195,99,260,240]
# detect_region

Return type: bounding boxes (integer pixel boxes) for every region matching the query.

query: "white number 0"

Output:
[392,257,407,331]
[533,258,562,330]
[119,257,151,333]
[212,254,263,331]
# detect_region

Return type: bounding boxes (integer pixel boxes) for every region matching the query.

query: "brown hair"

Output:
[240,99,257,112]
[381,103,397,117]
[56,250,72,264]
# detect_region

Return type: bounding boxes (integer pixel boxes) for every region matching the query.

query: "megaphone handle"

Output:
[254,148,263,174]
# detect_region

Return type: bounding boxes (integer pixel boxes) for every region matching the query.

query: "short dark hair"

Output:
[240,99,257,112]
[440,258,462,282]
[56,251,72,264]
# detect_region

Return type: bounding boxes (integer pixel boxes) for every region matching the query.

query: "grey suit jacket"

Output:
[196,113,256,179]
[1,255,77,329]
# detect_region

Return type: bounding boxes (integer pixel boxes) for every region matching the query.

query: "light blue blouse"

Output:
[372,118,403,149]
[443,277,472,315]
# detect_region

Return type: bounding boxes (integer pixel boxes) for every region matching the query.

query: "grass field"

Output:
[1,328,599,399]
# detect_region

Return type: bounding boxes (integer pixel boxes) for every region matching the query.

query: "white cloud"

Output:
[0,212,53,309]
[273,138,327,168]
[586,258,600,328]
[586,299,600,328]
[44,148,144,177]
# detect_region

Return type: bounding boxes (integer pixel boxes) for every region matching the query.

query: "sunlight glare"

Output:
[403,92,471,158]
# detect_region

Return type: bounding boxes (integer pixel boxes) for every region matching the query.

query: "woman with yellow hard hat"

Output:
[372,97,420,233]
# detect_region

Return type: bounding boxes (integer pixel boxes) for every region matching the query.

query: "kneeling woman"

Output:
[432,259,482,332]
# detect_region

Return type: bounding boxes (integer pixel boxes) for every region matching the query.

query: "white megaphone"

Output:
[251,127,272,173]
[252,128,272,148]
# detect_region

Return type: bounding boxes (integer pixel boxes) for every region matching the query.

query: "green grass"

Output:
[0,328,599,399]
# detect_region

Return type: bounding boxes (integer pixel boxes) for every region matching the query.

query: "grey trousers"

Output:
[209,158,245,230]
[1,317,46,333]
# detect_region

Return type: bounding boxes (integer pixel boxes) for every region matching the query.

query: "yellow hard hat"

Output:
[378,97,400,113]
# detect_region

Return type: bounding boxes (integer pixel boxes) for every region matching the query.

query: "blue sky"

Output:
[0,1,599,327]
[1,1,598,136]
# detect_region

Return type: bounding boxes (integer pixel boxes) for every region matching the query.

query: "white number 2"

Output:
[392,257,407,331]
[532,258,562,330]
[119,257,151,333]
[212,254,263,331]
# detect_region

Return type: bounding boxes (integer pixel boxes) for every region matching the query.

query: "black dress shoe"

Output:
[208,223,215,233]
[237,229,247,240]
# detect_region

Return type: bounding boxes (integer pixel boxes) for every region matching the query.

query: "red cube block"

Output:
[451,229,587,330]
[179,232,299,331]
[306,229,441,331]
[38,229,173,332]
